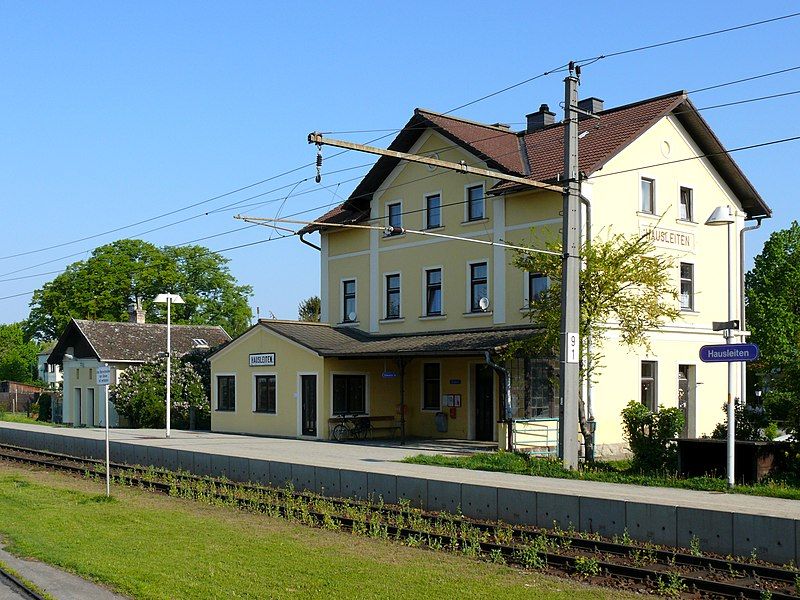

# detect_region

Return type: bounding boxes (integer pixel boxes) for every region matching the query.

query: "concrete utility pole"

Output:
[559,63,581,470]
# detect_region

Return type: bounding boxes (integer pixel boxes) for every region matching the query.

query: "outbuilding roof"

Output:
[211,319,540,359]
[300,91,770,234]
[47,319,231,364]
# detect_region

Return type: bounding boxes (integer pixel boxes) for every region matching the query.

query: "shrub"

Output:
[621,401,684,472]
[111,355,208,429]
[37,394,52,422]
[711,403,769,441]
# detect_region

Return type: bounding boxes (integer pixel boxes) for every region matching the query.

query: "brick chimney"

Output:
[526,104,556,132]
[128,298,145,324]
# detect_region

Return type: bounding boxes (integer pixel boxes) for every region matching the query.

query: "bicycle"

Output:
[331,415,371,441]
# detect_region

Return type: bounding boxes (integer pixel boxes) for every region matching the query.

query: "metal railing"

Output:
[511,417,559,456]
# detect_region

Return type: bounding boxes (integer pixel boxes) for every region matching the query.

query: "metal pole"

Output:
[104,368,110,497]
[726,222,735,488]
[739,218,762,405]
[558,63,581,469]
[166,297,171,439]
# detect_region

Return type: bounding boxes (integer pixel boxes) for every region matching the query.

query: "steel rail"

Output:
[0,566,48,600]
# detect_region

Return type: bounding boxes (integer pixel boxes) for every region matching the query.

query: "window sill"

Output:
[461,218,489,225]
[421,407,441,413]
[215,408,236,412]
[676,219,697,226]
[335,321,360,327]
[379,317,405,324]
[419,314,447,321]
[253,410,278,415]
[680,308,699,314]
[637,211,659,219]
[424,225,445,231]
[463,311,492,318]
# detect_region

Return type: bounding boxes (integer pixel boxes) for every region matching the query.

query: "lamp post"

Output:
[705,205,737,487]
[153,293,185,438]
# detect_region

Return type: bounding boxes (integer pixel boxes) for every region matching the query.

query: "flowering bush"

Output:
[111,354,208,429]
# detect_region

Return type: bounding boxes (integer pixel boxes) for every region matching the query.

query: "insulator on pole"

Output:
[315,144,323,183]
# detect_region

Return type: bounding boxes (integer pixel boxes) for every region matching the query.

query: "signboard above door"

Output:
[249,353,276,367]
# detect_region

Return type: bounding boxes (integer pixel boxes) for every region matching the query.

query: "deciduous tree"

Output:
[0,322,41,383]
[511,229,681,458]
[26,239,252,339]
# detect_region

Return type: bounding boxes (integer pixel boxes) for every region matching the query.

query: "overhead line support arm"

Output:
[307,133,562,193]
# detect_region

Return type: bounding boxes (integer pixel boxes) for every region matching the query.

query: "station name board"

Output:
[249,353,276,367]
[639,224,695,253]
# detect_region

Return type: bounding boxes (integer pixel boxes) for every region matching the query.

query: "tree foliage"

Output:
[298,296,321,322]
[0,322,41,383]
[26,239,252,340]
[111,354,207,429]
[746,221,800,420]
[512,229,681,378]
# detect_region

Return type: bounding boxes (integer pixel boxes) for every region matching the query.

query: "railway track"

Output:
[0,566,46,600]
[0,442,797,599]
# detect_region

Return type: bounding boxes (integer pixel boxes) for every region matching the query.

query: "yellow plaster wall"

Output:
[210,325,325,438]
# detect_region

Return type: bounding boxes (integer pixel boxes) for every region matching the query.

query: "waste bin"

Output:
[435,411,448,433]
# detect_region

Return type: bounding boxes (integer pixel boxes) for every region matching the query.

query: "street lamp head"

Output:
[705,205,735,226]
[153,293,185,304]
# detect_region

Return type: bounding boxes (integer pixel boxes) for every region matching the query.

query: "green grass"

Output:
[0,412,64,427]
[403,452,800,500]
[0,466,630,600]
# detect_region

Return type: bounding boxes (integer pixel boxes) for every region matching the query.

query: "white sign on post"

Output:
[96,366,111,387]
[566,333,579,363]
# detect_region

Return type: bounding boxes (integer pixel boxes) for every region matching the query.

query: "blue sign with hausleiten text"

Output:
[699,343,759,363]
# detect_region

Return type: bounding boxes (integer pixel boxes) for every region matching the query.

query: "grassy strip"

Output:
[0,558,57,600]
[0,466,630,600]
[0,413,64,427]
[403,452,800,501]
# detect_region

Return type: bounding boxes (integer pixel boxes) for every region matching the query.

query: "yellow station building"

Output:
[210,90,771,456]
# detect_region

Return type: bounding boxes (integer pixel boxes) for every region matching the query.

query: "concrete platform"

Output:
[2,422,799,564]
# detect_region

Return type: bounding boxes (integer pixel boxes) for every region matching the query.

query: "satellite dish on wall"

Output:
[479,297,490,311]
[348,311,357,322]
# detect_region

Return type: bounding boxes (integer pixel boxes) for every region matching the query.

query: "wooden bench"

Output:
[328,415,401,438]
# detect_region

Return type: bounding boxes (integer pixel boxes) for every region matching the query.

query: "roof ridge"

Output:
[415,108,520,134]
[76,318,225,330]
[595,90,687,117]
[260,319,331,327]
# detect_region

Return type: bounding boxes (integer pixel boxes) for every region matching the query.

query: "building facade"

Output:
[210,90,770,454]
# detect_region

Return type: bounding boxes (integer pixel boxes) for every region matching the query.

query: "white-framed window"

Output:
[342,279,357,323]
[468,261,489,312]
[424,267,443,316]
[525,272,550,305]
[385,272,401,319]
[466,184,485,221]
[386,201,402,234]
[680,263,694,311]
[422,363,441,411]
[640,177,655,214]
[641,361,657,412]
[425,193,442,229]
[332,373,367,415]
[253,373,277,414]
[679,186,694,222]
[216,374,236,411]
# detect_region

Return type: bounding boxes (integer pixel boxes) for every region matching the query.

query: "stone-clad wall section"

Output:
[1,426,795,565]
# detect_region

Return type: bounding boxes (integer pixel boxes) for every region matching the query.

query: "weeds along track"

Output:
[0,564,48,600]
[0,443,798,599]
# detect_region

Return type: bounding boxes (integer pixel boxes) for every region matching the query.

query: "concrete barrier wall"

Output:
[1,425,796,565]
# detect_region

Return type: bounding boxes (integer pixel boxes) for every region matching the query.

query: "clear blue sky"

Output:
[1,2,798,328]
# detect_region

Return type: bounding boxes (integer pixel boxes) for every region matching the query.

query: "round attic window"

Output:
[660,140,671,158]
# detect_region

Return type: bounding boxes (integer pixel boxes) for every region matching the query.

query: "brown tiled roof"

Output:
[48,319,231,364]
[301,91,770,233]
[249,320,539,357]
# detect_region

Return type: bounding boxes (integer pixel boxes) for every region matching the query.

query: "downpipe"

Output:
[484,352,513,452]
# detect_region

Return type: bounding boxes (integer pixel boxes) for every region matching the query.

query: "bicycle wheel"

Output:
[332,423,349,442]
[354,418,370,440]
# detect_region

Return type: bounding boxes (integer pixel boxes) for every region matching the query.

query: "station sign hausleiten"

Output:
[699,343,759,363]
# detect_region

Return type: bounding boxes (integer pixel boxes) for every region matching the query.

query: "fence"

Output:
[512,417,559,456]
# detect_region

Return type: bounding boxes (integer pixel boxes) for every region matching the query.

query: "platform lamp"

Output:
[153,293,185,438]
[704,205,736,488]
